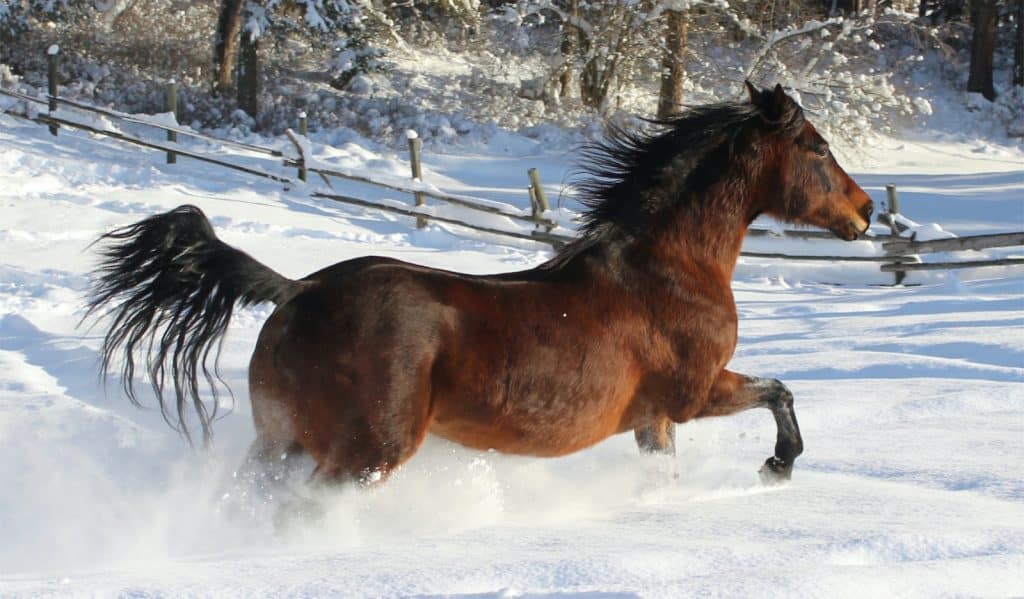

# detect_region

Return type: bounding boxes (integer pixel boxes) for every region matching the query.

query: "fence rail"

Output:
[881,258,1024,272]
[0,85,283,157]
[287,158,560,230]
[32,113,291,183]
[310,191,572,247]
[2,60,1022,282]
[883,232,1024,254]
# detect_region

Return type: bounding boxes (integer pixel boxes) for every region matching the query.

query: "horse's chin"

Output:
[830,219,869,241]
[831,227,859,241]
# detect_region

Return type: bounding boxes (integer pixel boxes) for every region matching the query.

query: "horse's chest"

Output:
[644,300,737,390]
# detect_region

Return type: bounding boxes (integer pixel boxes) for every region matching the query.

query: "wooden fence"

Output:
[881,233,1024,272]
[1,47,1022,283]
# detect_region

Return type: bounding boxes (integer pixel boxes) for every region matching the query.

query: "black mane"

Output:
[550,97,805,266]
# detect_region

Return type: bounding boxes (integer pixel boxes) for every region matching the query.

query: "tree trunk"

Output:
[213,0,245,93]
[580,55,615,110]
[967,0,997,101]
[657,9,687,119]
[835,0,867,14]
[559,0,580,100]
[237,31,259,119]
[1015,0,1023,87]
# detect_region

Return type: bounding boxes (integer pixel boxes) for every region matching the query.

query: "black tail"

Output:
[84,205,300,446]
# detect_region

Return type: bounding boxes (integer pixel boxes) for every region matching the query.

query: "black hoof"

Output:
[758,456,792,486]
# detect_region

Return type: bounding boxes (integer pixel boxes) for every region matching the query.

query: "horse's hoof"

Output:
[273,495,325,531]
[758,456,792,486]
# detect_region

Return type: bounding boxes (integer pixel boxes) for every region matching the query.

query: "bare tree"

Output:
[657,8,688,119]
[967,0,997,100]
[577,2,654,110]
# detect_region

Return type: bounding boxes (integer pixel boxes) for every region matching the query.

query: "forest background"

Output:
[1,0,1021,148]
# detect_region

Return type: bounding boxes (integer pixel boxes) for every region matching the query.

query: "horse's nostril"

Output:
[864,200,874,220]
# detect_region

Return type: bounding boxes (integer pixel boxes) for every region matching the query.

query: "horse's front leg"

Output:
[634,417,676,456]
[698,369,804,484]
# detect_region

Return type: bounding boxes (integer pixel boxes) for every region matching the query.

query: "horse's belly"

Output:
[429,420,613,457]
[428,391,629,457]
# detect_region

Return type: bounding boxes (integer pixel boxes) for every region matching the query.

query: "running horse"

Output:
[86,83,873,489]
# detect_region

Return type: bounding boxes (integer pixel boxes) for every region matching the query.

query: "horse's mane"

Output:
[546,97,804,268]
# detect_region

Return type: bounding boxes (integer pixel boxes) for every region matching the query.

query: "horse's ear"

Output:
[772,84,787,108]
[756,83,795,123]
[744,80,760,104]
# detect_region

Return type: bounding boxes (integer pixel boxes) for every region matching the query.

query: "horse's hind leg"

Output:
[309,410,432,487]
[236,438,307,492]
[300,362,435,488]
[697,370,804,484]
[634,418,676,456]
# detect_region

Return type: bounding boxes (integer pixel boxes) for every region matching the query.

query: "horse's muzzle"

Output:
[832,217,870,241]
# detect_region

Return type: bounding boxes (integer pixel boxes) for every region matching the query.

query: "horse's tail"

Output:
[84,205,303,447]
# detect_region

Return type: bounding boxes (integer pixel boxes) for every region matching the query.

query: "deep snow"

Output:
[0,99,1022,598]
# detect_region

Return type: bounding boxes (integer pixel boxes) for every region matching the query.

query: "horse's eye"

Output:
[814,144,830,158]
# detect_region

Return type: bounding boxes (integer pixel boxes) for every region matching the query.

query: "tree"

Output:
[558,0,580,100]
[576,1,654,110]
[213,0,245,94]
[94,0,136,30]
[0,0,70,38]
[210,0,387,118]
[657,8,688,119]
[1015,0,1023,87]
[237,28,259,116]
[967,0,997,101]
[831,0,876,16]
[917,0,965,24]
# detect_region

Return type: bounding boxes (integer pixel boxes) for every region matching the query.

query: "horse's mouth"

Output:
[831,218,870,241]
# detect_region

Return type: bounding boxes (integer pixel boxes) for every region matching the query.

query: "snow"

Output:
[1,94,1023,597]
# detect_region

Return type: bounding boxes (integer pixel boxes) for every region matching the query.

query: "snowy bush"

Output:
[0,0,71,39]
[736,12,924,142]
[326,15,387,90]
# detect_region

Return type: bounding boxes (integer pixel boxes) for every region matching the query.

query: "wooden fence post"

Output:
[408,131,426,229]
[165,80,177,164]
[528,168,550,215]
[528,185,540,222]
[296,111,308,182]
[885,184,901,231]
[884,184,907,285]
[47,45,59,136]
[284,127,307,183]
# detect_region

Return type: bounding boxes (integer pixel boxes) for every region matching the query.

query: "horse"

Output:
[85,82,873,490]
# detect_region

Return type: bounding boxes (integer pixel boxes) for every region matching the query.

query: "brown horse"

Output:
[86,83,872,490]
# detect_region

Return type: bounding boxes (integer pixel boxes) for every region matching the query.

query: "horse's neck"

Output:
[565,210,749,295]
[643,187,754,279]
[559,177,760,286]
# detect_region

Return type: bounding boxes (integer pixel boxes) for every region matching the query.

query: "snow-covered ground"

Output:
[0,105,1022,597]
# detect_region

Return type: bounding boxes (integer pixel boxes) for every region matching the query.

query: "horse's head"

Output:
[746,82,873,241]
